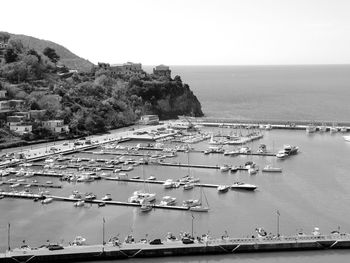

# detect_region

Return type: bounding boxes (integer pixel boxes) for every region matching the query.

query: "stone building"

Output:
[153,64,171,78]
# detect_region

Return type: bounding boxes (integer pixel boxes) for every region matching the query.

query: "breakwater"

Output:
[1,233,350,263]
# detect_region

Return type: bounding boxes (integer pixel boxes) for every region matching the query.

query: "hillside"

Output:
[9,33,94,72]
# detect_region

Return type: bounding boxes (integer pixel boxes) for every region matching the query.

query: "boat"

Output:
[231,182,257,191]
[257,144,267,154]
[189,187,210,212]
[72,236,86,246]
[74,200,85,207]
[220,165,230,172]
[256,227,268,237]
[163,179,180,189]
[239,146,251,154]
[69,191,82,199]
[159,196,177,206]
[306,124,317,133]
[41,197,53,204]
[330,126,338,133]
[128,190,156,203]
[276,150,288,159]
[230,166,239,173]
[183,183,195,190]
[84,193,97,200]
[340,127,348,133]
[262,165,282,173]
[10,183,20,188]
[102,194,112,201]
[140,201,153,212]
[132,176,141,179]
[147,176,156,180]
[319,124,327,132]
[283,145,299,155]
[265,124,272,130]
[217,185,230,193]
[183,199,201,207]
[98,202,106,207]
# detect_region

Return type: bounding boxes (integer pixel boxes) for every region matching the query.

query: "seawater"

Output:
[170,65,350,122]
[2,65,350,263]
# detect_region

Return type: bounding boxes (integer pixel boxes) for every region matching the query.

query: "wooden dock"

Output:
[0,192,189,211]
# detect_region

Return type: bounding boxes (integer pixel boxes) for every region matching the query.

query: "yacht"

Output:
[340,127,348,133]
[183,199,201,208]
[128,191,156,203]
[283,144,299,155]
[217,185,230,193]
[69,191,83,199]
[74,200,85,207]
[239,146,251,154]
[262,165,282,173]
[276,150,288,159]
[159,196,177,206]
[140,202,153,212]
[231,182,257,191]
[41,197,53,204]
[84,193,97,200]
[72,236,86,246]
[147,176,156,180]
[102,194,112,201]
[220,165,230,172]
[343,136,350,142]
[183,182,194,190]
[163,179,180,189]
[306,124,317,133]
[330,126,338,133]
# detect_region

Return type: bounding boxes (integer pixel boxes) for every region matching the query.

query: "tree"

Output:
[4,48,18,63]
[43,47,60,64]
[0,32,10,43]
[27,49,41,62]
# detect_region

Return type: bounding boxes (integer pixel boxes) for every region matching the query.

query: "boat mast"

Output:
[191,213,195,238]
[7,222,10,252]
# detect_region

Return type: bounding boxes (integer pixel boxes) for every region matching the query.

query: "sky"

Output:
[1,0,350,65]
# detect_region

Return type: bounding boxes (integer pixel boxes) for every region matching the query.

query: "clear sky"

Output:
[1,0,350,65]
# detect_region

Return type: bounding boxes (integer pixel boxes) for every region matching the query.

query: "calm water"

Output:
[2,66,350,262]
[170,65,350,122]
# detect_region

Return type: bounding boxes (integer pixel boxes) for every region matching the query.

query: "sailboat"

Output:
[183,149,195,190]
[263,141,282,172]
[189,187,209,212]
[129,156,156,204]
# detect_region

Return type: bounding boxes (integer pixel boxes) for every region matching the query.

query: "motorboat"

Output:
[283,145,299,155]
[220,165,230,172]
[128,191,156,203]
[239,146,251,154]
[230,166,239,173]
[72,236,86,246]
[183,199,201,207]
[84,193,97,200]
[262,165,282,173]
[74,200,85,207]
[159,196,177,206]
[231,182,257,191]
[69,191,82,199]
[257,144,267,154]
[163,179,180,189]
[217,185,230,193]
[340,127,348,133]
[140,202,153,212]
[306,124,317,133]
[41,197,53,204]
[330,126,338,133]
[276,150,288,159]
[183,183,194,190]
[98,202,106,207]
[344,136,350,142]
[147,176,156,180]
[102,194,112,201]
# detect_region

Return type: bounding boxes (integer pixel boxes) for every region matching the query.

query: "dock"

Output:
[0,181,62,188]
[0,192,189,211]
[2,233,350,263]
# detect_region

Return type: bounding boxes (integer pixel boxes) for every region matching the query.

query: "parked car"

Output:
[149,239,163,245]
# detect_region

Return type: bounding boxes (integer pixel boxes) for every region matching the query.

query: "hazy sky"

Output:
[1,0,350,65]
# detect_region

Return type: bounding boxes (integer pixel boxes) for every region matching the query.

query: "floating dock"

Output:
[2,233,350,263]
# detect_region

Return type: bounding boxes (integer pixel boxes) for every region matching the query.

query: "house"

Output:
[42,120,70,133]
[9,124,32,135]
[110,62,146,78]
[0,100,9,110]
[153,65,171,78]
[140,115,159,125]
[7,115,26,126]
[0,90,7,99]
[8,100,25,110]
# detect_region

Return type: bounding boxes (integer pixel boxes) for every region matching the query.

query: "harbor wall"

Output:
[2,239,350,263]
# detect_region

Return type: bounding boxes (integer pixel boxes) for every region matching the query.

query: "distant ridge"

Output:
[9,33,94,72]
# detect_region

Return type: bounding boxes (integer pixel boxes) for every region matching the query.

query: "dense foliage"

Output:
[0,36,203,139]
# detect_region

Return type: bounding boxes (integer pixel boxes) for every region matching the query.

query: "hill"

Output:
[9,33,94,72]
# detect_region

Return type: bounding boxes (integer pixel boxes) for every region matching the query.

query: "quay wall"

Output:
[2,239,350,263]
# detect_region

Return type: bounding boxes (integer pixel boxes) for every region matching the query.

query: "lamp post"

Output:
[191,214,195,238]
[277,210,280,237]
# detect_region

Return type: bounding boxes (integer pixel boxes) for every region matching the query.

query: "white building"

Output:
[9,124,32,135]
[140,115,159,125]
[42,120,70,133]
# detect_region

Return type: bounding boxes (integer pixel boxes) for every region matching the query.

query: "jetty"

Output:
[1,232,350,263]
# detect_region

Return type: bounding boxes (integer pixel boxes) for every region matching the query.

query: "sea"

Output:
[2,65,350,263]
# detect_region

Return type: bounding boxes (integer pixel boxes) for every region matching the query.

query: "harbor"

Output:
[1,119,350,260]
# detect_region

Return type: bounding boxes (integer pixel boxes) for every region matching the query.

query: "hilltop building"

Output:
[140,115,159,125]
[153,65,171,78]
[97,62,146,78]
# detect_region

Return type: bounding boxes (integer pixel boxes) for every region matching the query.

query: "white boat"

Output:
[276,150,288,159]
[41,197,53,204]
[69,191,82,199]
[140,202,153,212]
[239,146,251,154]
[128,191,156,203]
[306,124,317,133]
[183,199,201,207]
[102,194,112,201]
[265,124,272,130]
[343,136,350,142]
[183,183,194,190]
[319,124,327,132]
[217,185,230,193]
[10,183,20,188]
[74,200,85,207]
[72,236,86,246]
[220,165,230,172]
[262,165,282,173]
[159,196,177,206]
[163,179,180,189]
[209,134,221,145]
[147,176,156,180]
[340,127,348,133]
[248,167,258,175]
[231,182,257,191]
[189,187,209,212]
[330,126,338,133]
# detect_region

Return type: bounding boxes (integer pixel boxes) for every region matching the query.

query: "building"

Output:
[0,90,7,99]
[7,115,26,126]
[153,65,171,79]
[9,124,32,135]
[0,100,9,110]
[140,115,159,125]
[42,120,70,133]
